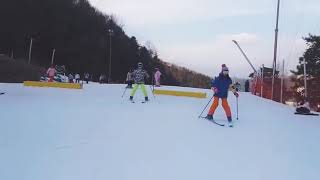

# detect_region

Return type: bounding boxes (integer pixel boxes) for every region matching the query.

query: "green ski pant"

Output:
[130,84,148,97]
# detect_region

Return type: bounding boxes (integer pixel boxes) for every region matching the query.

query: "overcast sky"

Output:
[88,0,320,78]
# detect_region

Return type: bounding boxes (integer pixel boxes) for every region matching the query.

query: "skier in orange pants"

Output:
[205,64,239,127]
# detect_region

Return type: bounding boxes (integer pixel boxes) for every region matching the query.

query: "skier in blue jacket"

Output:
[205,64,239,127]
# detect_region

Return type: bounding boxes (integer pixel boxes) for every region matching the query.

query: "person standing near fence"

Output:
[46,65,56,82]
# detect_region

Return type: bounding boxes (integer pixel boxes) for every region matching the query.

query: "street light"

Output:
[28,38,33,64]
[108,29,114,83]
[303,58,307,98]
[271,0,281,100]
[51,49,56,65]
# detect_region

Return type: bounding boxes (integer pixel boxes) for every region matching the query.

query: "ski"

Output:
[294,112,319,116]
[131,101,147,103]
[200,117,225,126]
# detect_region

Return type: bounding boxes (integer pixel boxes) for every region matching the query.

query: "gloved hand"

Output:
[211,87,218,94]
[234,92,239,98]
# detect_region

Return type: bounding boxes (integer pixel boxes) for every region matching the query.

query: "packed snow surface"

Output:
[0,83,319,180]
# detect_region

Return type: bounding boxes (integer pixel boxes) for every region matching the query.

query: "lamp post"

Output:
[271,0,281,100]
[280,60,285,103]
[303,58,307,98]
[51,49,56,65]
[28,38,33,64]
[108,29,113,83]
[261,64,264,97]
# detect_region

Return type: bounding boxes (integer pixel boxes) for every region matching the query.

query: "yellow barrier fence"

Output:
[23,81,82,89]
[153,89,206,98]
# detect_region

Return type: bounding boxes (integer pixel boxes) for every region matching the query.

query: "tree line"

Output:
[0,0,211,88]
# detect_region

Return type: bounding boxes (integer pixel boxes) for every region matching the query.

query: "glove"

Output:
[211,87,218,94]
[234,92,239,98]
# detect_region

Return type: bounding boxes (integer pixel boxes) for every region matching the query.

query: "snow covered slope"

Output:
[0,83,319,180]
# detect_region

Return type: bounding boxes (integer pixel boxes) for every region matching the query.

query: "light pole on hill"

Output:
[108,29,114,83]
[51,49,56,65]
[28,38,33,64]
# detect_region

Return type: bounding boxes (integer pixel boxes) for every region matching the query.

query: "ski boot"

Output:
[227,117,233,127]
[145,96,149,102]
[205,114,213,120]
[129,96,133,101]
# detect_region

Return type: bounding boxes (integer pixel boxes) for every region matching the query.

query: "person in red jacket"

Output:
[46,65,56,82]
[205,64,239,127]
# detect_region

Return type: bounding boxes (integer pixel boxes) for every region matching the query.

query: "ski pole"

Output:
[149,85,155,99]
[121,86,128,98]
[236,97,239,120]
[198,95,214,118]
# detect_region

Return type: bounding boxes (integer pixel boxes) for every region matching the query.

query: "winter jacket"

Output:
[211,73,233,98]
[47,68,56,77]
[132,68,149,84]
[75,74,80,79]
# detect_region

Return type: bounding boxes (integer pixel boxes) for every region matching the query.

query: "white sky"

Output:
[88,0,320,78]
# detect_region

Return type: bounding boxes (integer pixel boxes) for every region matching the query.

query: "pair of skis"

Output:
[199,116,233,127]
[131,100,147,104]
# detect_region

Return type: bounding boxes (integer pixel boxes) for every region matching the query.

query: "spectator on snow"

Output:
[75,73,80,83]
[126,69,134,88]
[84,73,90,84]
[46,65,56,82]
[99,74,106,84]
[154,68,162,87]
[68,74,74,83]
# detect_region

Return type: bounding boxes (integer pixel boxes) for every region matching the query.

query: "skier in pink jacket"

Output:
[154,68,162,87]
[46,65,56,82]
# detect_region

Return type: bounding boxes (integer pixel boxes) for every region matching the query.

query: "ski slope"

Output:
[0,83,319,180]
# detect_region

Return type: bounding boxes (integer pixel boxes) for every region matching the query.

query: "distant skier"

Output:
[130,62,150,102]
[75,73,80,83]
[235,82,241,92]
[68,74,74,83]
[46,65,56,82]
[99,74,106,84]
[84,73,90,84]
[126,69,134,88]
[245,80,250,92]
[205,64,239,127]
[154,68,162,87]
